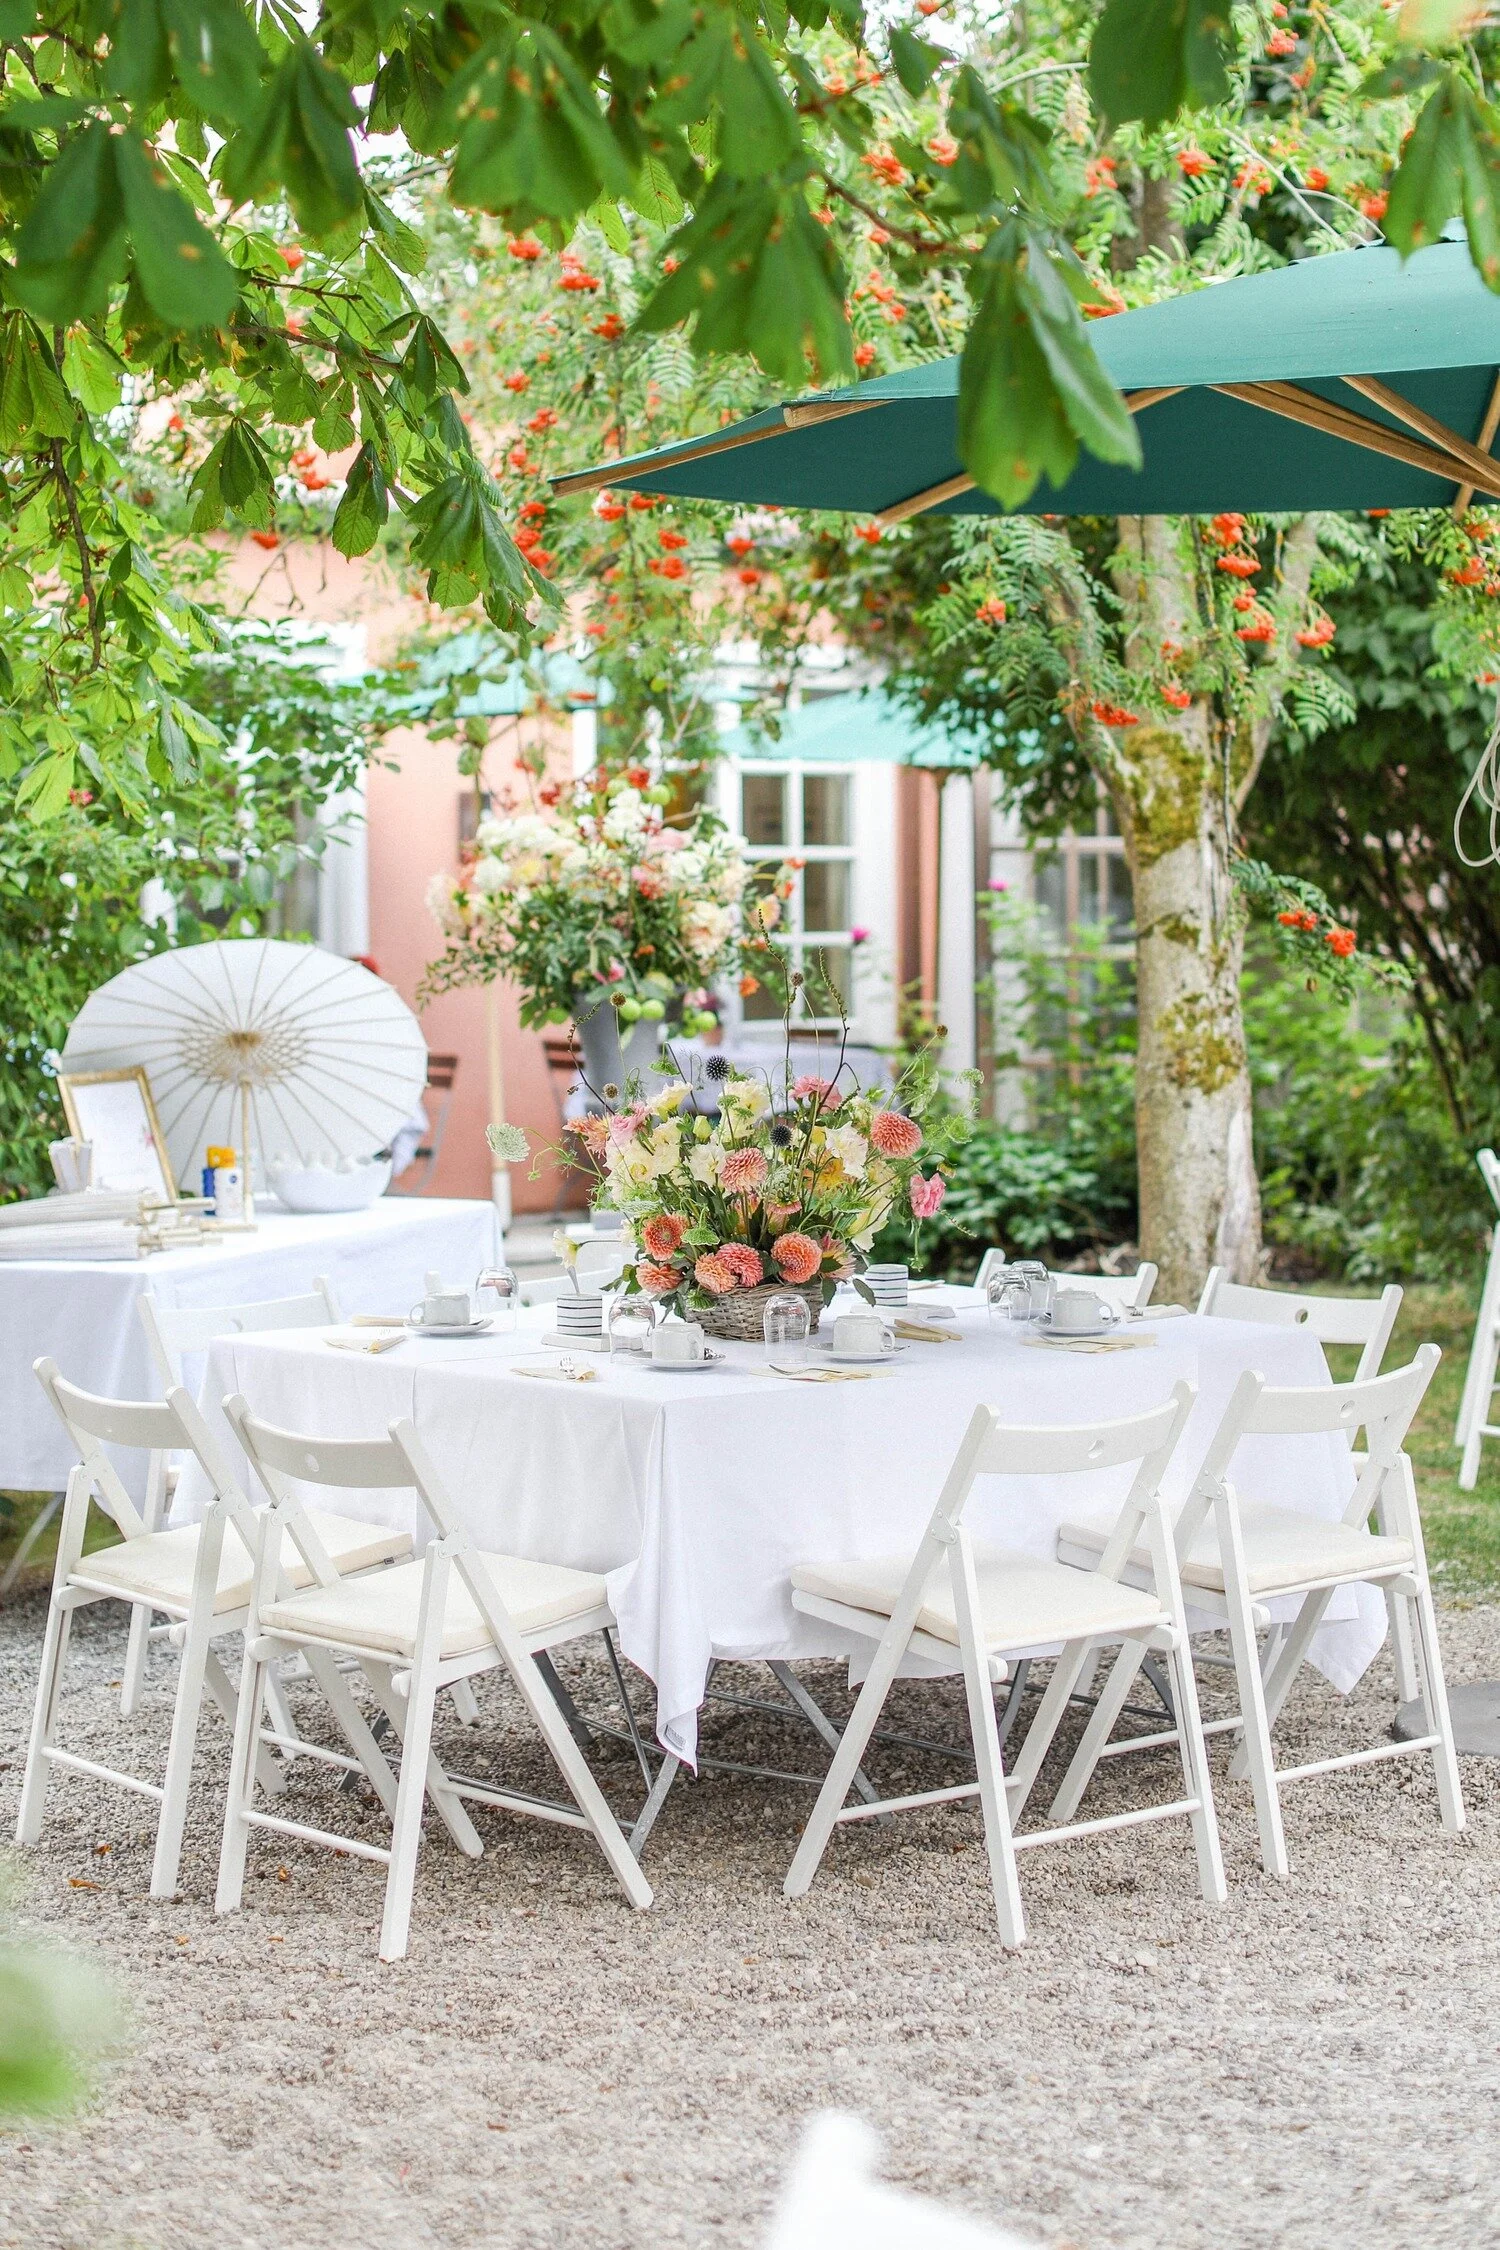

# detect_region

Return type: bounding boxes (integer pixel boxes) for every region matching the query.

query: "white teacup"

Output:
[652,1321,706,1363]
[1050,1289,1115,1334]
[831,1312,895,1361]
[411,1285,474,1328]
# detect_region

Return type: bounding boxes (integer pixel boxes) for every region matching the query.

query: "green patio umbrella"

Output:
[555,233,1500,524]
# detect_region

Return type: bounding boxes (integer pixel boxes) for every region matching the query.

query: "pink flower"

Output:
[694,1251,738,1295]
[633,866,667,900]
[792,1074,838,1108]
[850,925,871,945]
[718,1242,764,1287]
[719,1147,769,1198]
[641,1214,687,1259]
[608,1105,647,1145]
[870,1110,922,1159]
[771,1231,822,1284]
[909,1172,946,1220]
[636,1260,684,1295]
[570,1115,610,1156]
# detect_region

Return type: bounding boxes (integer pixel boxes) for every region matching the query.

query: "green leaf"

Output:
[590,197,632,254]
[364,185,426,275]
[1089,0,1237,131]
[312,380,358,451]
[10,125,127,324]
[17,752,75,821]
[1016,243,1142,470]
[942,65,1055,215]
[400,314,470,403]
[889,26,944,98]
[648,13,802,178]
[163,0,265,126]
[958,242,1096,508]
[1386,71,1500,285]
[222,40,362,239]
[446,23,635,223]
[637,175,852,386]
[116,134,239,329]
[631,153,685,227]
[1361,55,1444,100]
[61,325,126,413]
[330,441,388,557]
[0,1,37,35]
[103,0,172,107]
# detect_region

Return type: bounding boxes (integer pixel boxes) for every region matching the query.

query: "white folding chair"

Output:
[973,1250,1158,1308]
[16,1359,411,1897]
[1057,1347,1463,1876]
[217,1399,653,1959]
[1455,1147,1500,1488]
[782,1383,1224,1947]
[1197,1267,1412,1691]
[121,1280,342,1716]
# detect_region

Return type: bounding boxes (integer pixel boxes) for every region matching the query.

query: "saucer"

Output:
[646,1353,722,1372]
[1039,1317,1113,1341]
[405,1316,493,1338]
[816,1339,909,1363]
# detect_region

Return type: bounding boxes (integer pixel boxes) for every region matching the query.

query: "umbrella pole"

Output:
[486,981,512,1235]
[240,1080,257,1228]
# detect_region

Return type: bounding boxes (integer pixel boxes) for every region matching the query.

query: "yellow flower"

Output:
[651,1082,689,1115]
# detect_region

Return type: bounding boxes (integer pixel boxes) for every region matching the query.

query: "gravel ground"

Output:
[1,1589,1497,2250]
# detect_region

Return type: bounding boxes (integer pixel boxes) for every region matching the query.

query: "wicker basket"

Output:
[694,1279,825,1343]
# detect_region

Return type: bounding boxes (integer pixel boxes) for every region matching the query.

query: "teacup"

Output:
[831,1312,896,1361]
[652,1321,706,1363]
[410,1285,475,1328]
[1051,1289,1116,1334]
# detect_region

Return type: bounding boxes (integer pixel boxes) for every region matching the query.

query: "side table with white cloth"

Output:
[1,1197,499,1497]
[176,1298,1377,1789]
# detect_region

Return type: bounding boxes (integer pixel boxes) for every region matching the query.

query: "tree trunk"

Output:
[1100,517,1320,1305]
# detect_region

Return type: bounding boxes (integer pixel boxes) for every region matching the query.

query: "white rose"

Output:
[827,1125,868,1178]
[688,1143,719,1186]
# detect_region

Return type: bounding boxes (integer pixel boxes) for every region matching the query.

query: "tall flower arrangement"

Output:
[557,1008,974,1322]
[423,768,772,1033]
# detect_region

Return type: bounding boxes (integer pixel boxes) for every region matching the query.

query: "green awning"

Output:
[554,235,1500,522]
[719,689,985,768]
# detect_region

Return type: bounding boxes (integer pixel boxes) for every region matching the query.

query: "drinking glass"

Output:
[1015,1261,1054,1319]
[987,1272,1033,1324]
[763,1291,812,1363]
[475,1266,520,1336]
[608,1294,656,1356]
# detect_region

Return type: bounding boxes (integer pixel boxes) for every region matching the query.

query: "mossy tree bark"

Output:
[1088,517,1321,1305]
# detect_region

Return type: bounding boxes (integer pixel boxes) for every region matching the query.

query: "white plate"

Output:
[645,1354,723,1372]
[405,1317,493,1339]
[816,1340,910,1363]
[1038,1320,1114,1341]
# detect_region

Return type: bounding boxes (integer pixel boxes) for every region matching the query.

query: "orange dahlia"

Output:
[771,1232,822,1284]
[641,1214,688,1259]
[694,1252,739,1295]
[869,1110,922,1159]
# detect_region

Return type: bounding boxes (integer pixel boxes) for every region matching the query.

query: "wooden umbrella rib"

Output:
[1340,372,1500,497]
[1213,381,1500,501]
[551,400,884,497]
[1451,367,1500,516]
[873,387,1183,529]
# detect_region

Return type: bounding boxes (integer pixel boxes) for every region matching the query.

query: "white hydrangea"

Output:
[601,787,648,844]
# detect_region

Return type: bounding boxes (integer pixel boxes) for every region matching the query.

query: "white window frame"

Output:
[734,760,858,1032]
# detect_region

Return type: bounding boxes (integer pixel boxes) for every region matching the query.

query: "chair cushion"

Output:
[1057,1500,1414,1598]
[259,1551,609,1659]
[70,1509,412,1618]
[790,1541,1166,1652]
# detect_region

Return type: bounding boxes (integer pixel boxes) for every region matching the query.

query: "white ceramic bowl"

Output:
[266,1157,392,1213]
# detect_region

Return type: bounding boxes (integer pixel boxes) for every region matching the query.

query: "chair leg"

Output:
[951,1536,1025,1948]
[510,1651,653,1910]
[151,1596,218,1899]
[449,1677,481,1726]
[1218,1500,1289,1877]
[1455,1231,1500,1449]
[364,1660,483,1860]
[120,1603,154,1718]
[1410,1582,1466,1834]
[379,1561,450,1963]
[785,1625,910,1901]
[1459,1313,1498,1489]
[201,1644,286,1798]
[1228,1588,1333,1785]
[215,1640,269,1915]
[16,1601,72,1845]
[1048,1636,1150,1826]
[1165,1638,1227,1906]
[1004,1640,1098,1821]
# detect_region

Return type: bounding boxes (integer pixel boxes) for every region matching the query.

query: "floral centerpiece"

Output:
[424,767,775,1050]
[559,1010,973,1338]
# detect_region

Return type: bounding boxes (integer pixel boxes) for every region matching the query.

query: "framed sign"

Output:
[56,1067,177,1205]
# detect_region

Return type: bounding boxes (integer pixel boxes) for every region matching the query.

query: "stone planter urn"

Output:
[573,990,664,1102]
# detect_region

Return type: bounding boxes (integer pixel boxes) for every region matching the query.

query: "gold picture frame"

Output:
[56,1067,178,1205]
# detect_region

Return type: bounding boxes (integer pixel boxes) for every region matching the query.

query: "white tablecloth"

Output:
[2,1198,498,1492]
[177,1300,1380,1764]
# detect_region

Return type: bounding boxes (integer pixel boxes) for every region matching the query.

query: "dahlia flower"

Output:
[870,1110,922,1160]
[641,1214,688,1259]
[637,1260,685,1296]
[694,1251,738,1295]
[719,1147,769,1197]
[718,1243,764,1287]
[771,1232,822,1284]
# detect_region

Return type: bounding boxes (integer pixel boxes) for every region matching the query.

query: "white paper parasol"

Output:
[61,940,428,1196]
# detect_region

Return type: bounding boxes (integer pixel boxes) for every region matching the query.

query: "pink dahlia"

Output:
[870,1109,922,1159]
[719,1147,769,1198]
[608,1104,648,1145]
[641,1213,688,1259]
[570,1114,610,1157]
[718,1242,763,1287]
[636,1260,683,1296]
[909,1172,947,1220]
[694,1251,738,1295]
[792,1074,839,1109]
[771,1231,822,1284]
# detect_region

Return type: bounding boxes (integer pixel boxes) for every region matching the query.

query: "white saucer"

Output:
[816,1340,909,1363]
[406,1316,493,1339]
[1038,1319,1114,1341]
[645,1354,722,1372]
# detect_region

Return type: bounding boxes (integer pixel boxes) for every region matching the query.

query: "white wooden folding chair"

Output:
[1455,1147,1500,1488]
[120,1279,342,1717]
[1057,1346,1462,1876]
[782,1383,1224,1947]
[17,1359,411,1897]
[973,1250,1158,1308]
[217,1398,653,1959]
[1196,1267,1413,1691]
